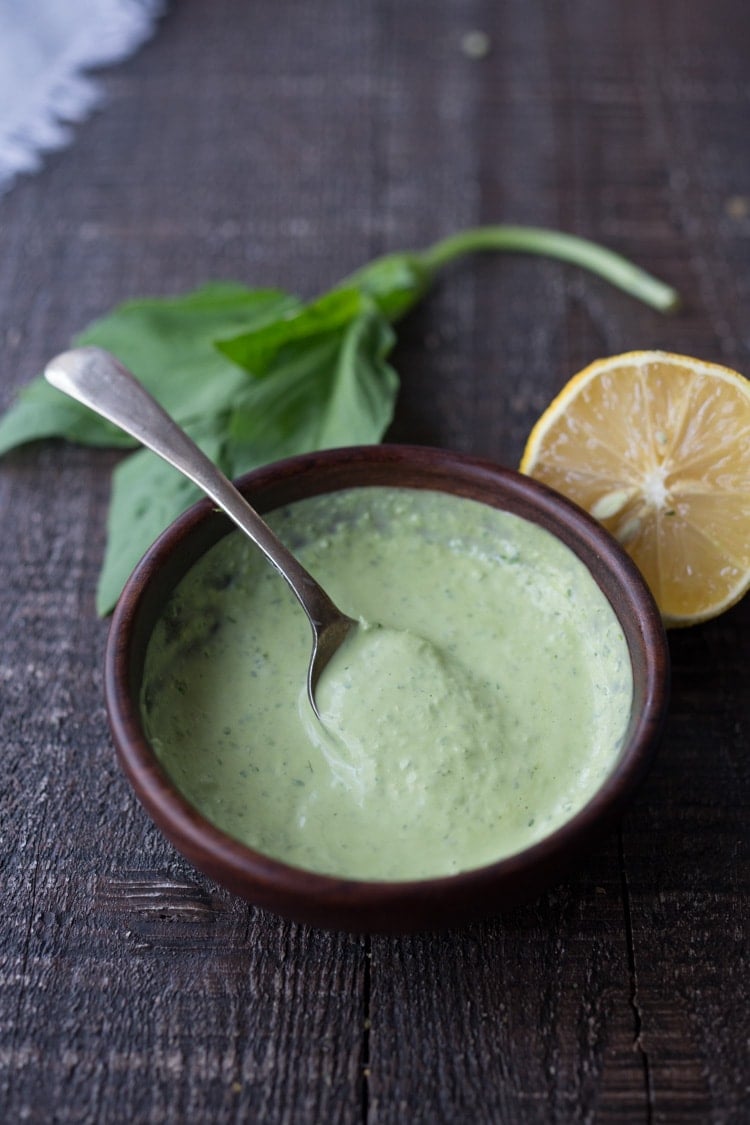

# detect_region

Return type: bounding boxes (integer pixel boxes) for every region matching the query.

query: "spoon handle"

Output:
[44,346,341,631]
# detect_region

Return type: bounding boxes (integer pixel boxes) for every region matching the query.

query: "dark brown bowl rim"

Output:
[105,444,670,932]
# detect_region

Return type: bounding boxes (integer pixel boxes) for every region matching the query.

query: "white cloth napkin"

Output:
[0,0,164,196]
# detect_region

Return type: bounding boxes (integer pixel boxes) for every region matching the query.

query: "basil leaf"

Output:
[0,376,129,454]
[225,305,398,472]
[216,255,431,379]
[216,287,365,376]
[0,284,298,454]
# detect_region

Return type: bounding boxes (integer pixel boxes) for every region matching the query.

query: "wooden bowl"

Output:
[105,445,669,933]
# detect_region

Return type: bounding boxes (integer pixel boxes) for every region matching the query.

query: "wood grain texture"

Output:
[0,0,747,1121]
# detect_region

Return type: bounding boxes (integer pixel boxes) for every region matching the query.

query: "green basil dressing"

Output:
[141,488,633,881]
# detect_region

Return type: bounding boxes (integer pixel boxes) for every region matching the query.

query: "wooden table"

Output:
[1,2,747,1120]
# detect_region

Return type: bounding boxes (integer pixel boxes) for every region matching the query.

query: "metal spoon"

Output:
[44,346,356,716]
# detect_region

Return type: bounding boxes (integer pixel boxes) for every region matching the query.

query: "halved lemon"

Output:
[520,351,750,626]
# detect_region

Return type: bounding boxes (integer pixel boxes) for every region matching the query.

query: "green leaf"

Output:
[216,287,365,376]
[216,254,431,381]
[78,284,299,423]
[0,284,299,455]
[0,376,129,454]
[224,304,398,473]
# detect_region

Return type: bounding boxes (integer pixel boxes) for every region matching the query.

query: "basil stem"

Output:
[420,225,680,312]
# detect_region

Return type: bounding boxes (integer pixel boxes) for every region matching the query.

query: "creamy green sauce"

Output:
[141,488,633,881]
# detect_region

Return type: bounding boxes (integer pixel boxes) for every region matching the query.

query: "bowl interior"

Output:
[106,445,669,932]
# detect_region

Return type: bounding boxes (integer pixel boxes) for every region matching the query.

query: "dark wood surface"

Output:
[0,1,747,1121]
